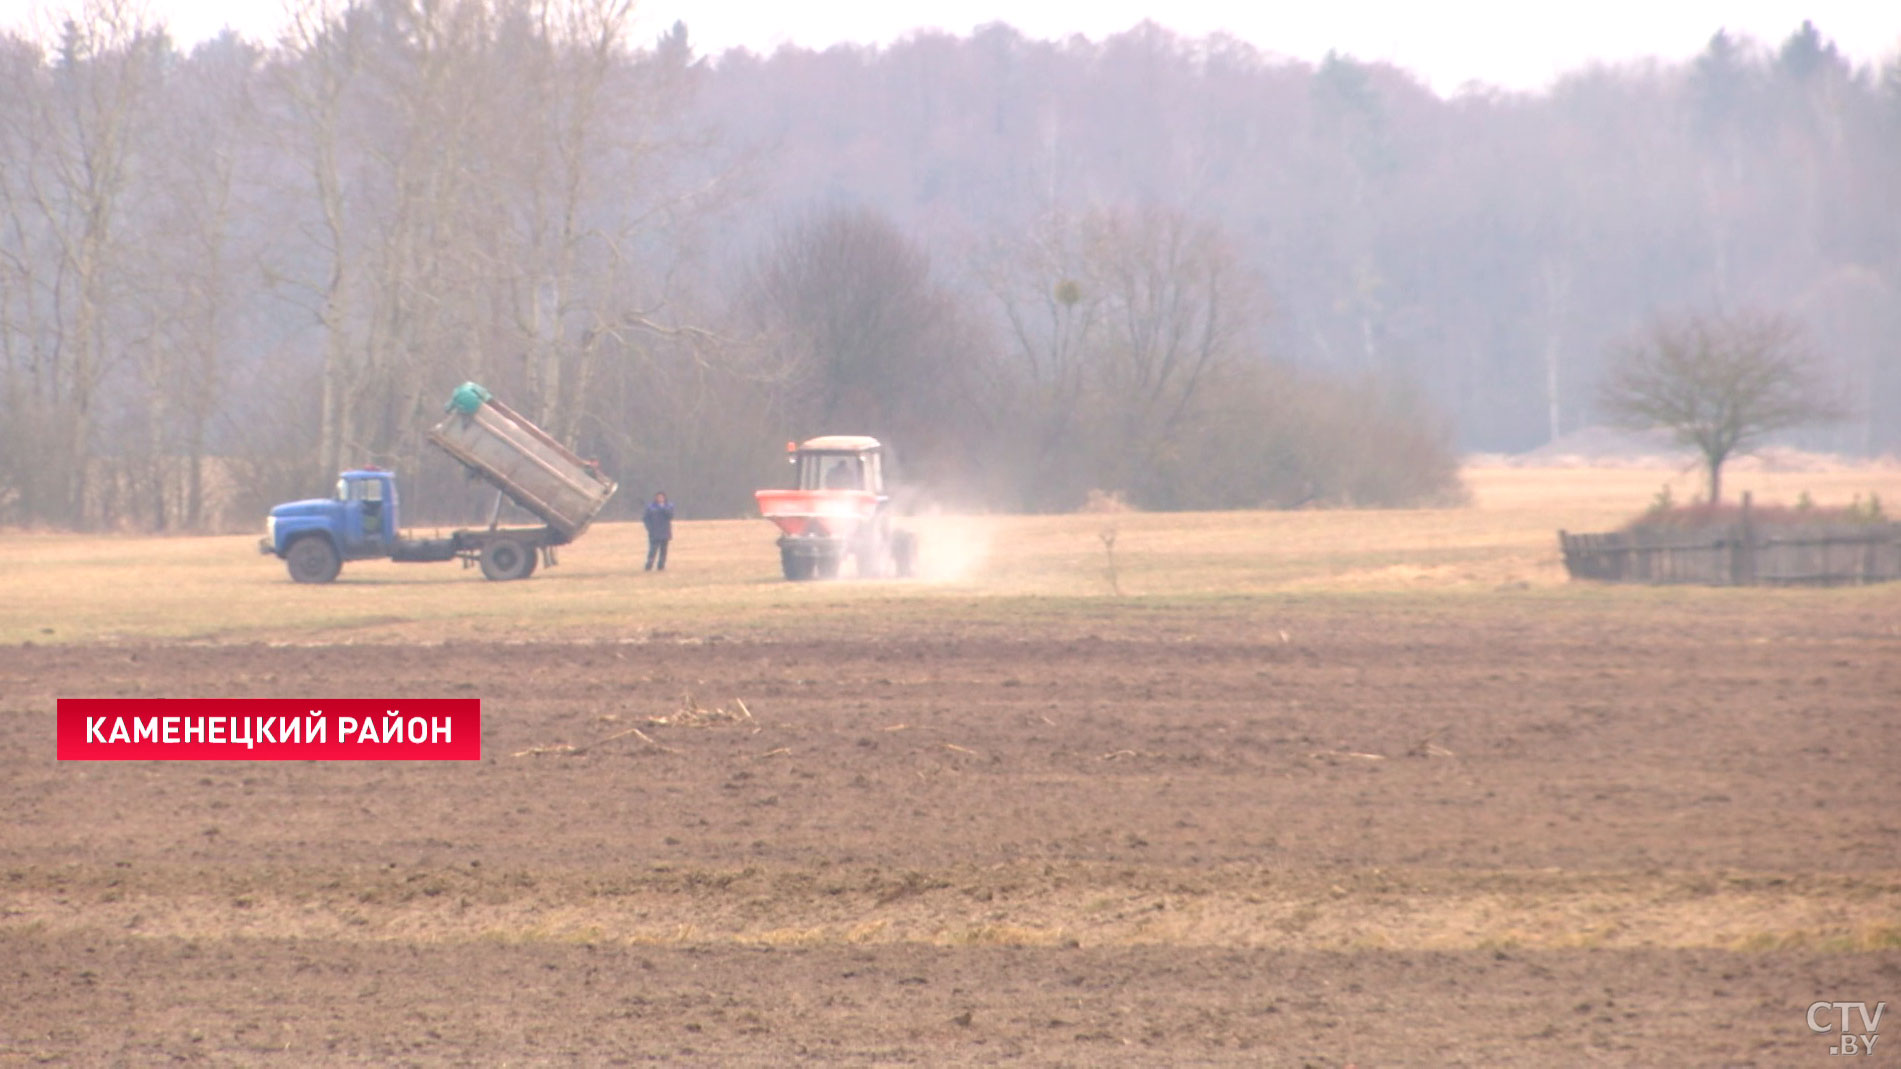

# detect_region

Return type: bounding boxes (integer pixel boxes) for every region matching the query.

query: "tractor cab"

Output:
[788,435,886,495]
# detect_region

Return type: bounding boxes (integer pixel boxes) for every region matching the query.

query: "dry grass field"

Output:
[3,464,1899,1064]
[6,463,1900,647]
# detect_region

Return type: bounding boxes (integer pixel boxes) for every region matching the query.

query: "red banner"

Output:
[56,699,481,761]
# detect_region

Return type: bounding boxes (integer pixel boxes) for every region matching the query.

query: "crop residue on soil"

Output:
[3,598,1898,1064]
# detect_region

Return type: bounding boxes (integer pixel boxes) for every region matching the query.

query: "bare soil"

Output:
[4,597,1898,1065]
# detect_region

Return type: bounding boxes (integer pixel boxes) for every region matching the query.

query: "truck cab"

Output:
[261,469,400,582]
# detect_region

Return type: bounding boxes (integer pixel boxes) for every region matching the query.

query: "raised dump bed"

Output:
[427,394,617,542]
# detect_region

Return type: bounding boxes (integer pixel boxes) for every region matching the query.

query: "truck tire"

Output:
[520,547,540,578]
[480,537,534,581]
[286,536,342,584]
[816,553,842,580]
[781,546,814,581]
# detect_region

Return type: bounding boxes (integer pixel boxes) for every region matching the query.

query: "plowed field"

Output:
[6,591,1898,1064]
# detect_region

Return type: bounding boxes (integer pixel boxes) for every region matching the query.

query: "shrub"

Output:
[1623,498,1886,531]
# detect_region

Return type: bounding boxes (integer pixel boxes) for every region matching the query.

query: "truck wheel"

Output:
[480,538,534,581]
[781,547,814,581]
[286,536,341,584]
[816,553,842,580]
[520,547,540,578]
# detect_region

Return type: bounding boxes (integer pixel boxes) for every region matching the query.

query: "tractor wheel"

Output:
[286,536,342,584]
[854,539,883,579]
[480,538,534,581]
[520,547,540,578]
[816,553,842,580]
[890,530,917,578]
[780,547,815,581]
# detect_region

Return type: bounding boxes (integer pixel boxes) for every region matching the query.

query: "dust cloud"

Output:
[901,511,992,584]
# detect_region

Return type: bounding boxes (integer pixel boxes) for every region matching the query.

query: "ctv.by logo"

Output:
[1808,1001,1885,1056]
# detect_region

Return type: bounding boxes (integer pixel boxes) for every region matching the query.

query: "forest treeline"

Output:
[2,1,1895,530]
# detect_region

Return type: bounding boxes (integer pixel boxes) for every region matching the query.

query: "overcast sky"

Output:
[2,0,1897,94]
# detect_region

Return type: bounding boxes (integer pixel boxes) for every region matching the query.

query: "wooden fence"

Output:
[1559,512,1901,586]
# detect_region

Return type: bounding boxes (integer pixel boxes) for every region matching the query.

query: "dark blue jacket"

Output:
[643,500,674,540]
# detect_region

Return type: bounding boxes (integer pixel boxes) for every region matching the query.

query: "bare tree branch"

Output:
[1599,310,1843,503]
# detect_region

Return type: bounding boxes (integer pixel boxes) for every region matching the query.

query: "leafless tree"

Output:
[1599,310,1842,504]
[121,33,262,529]
[275,0,364,485]
[0,0,164,526]
[988,205,1256,508]
[750,207,949,425]
[980,211,1101,504]
[1086,206,1249,464]
[741,205,994,492]
[499,0,636,441]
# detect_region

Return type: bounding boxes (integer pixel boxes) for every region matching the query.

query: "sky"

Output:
[2,0,1897,95]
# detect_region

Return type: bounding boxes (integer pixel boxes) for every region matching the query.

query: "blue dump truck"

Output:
[259,385,618,583]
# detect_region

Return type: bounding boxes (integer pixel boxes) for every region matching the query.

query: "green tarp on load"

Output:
[446,381,492,415]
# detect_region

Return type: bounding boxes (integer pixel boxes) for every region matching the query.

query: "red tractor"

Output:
[756,436,916,580]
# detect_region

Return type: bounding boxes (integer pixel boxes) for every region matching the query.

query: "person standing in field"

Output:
[643,491,674,571]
